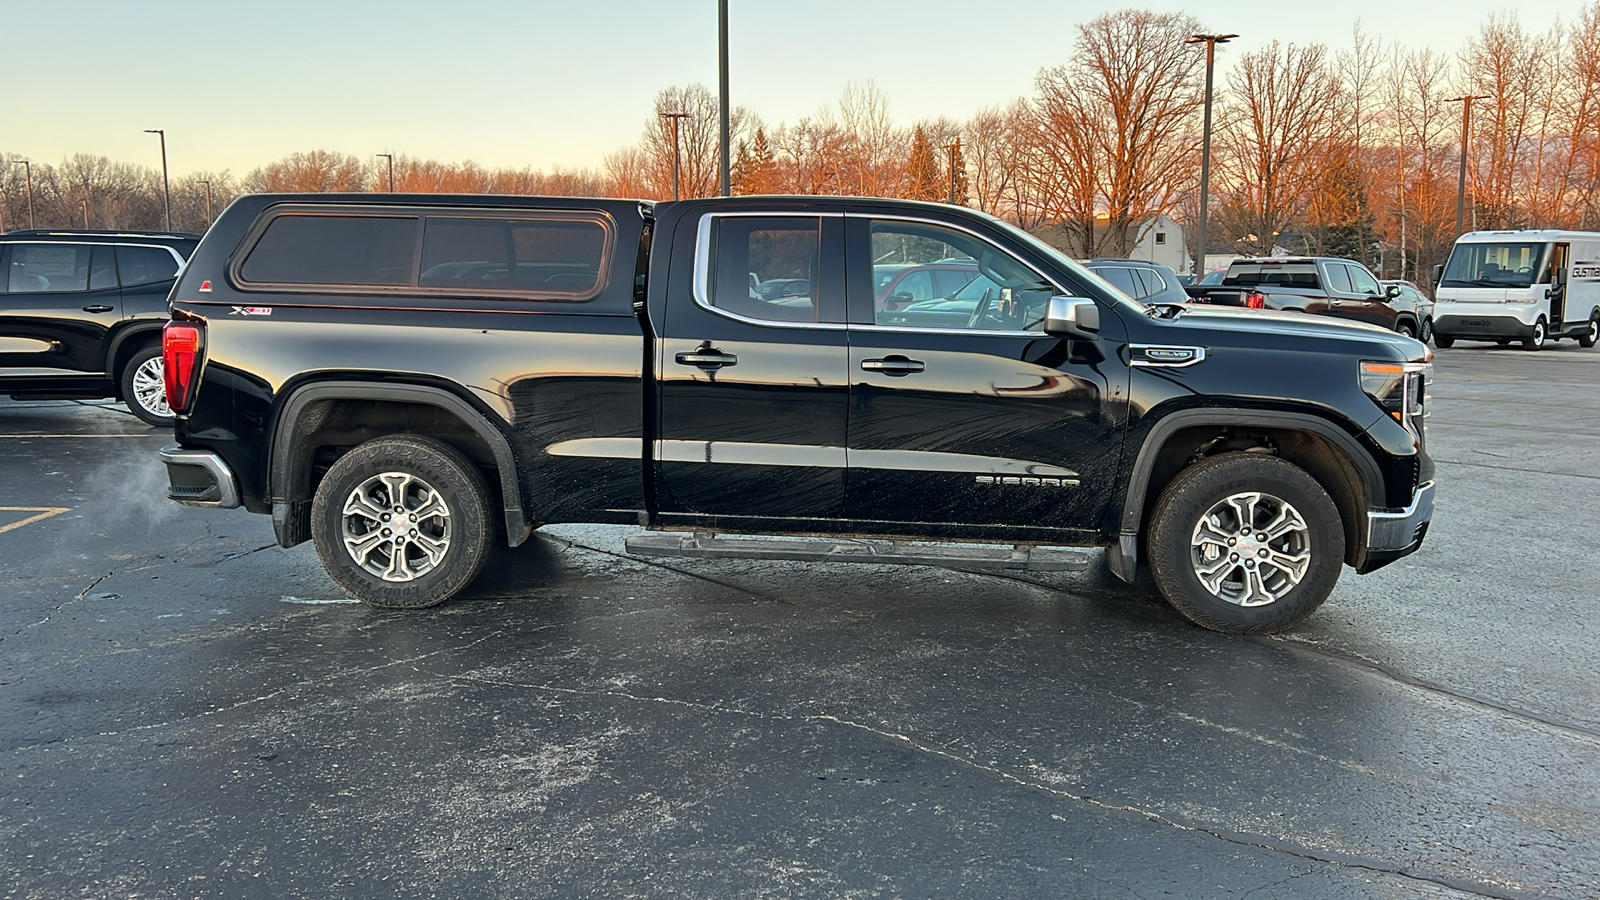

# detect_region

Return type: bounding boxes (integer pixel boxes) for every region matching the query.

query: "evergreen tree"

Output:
[747,127,779,194]
[948,139,969,206]
[905,126,942,202]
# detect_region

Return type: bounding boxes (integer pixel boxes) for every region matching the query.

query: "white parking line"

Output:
[0,507,70,535]
[0,434,153,438]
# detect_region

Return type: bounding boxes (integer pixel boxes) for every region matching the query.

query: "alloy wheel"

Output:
[1189,491,1312,607]
[131,357,171,419]
[340,471,453,582]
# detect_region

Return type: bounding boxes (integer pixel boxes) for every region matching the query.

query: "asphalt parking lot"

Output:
[2,342,1597,899]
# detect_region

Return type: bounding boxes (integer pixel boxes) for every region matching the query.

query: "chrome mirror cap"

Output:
[1045,296,1101,339]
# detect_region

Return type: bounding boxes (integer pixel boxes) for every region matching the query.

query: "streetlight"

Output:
[144,129,172,231]
[718,0,730,197]
[945,139,962,205]
[1186,32,1237,273]
[9,159,35,229]
[81,198,89,228]
[376,153,394,193]
[659,111,689,201]
[1446,94,1490,237]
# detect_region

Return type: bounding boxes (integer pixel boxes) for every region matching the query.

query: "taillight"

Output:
[162,321,204,414]
[1245,292,1266,309]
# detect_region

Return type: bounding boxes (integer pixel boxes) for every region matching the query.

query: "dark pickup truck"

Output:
[1185,257,1430,339]
[158,194,1435,634]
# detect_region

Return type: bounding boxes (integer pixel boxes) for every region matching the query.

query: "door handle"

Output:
[82,305,115,314]
[861,356,926,376]
[675,349,738,370]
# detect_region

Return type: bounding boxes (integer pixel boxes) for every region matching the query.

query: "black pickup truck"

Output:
[1185,257,1431,340]
[158,194,1435,634]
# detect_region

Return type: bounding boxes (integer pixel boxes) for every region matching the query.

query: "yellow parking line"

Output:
[0,507,71,535]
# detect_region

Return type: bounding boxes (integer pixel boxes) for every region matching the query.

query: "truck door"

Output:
[0,242,122,386]
[842,215,1125,535]
[653,209,850,523]
[1548,243,1570,328]
[1343,263,1397,328]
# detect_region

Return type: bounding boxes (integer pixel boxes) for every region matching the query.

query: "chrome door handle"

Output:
[861,356,925,376]
[82,305,115,313]
[675,350,738,370]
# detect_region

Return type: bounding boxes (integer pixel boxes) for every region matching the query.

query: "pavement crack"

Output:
[443,674,1528,900]
[2,570,114,642]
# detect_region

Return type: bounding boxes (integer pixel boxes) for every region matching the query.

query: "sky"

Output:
[6,0,1581,179]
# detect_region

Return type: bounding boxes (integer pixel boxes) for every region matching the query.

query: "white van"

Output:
[1431,230,1600,350]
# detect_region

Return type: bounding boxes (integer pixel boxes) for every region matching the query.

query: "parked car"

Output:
[1430,230,1600,350]
[160,193,1434,634]
[1185,257,1429,338]
[1,228,201,425]
[1081,259,1189,305]
[1380,280,1435,343]
[874,259,977,312]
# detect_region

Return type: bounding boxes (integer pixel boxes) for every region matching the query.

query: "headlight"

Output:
[1360,360,1431,424]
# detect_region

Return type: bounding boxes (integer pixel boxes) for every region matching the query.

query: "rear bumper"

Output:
[160,444,241,508]
[1433,314,1534,339]
[1359,480,1434,573]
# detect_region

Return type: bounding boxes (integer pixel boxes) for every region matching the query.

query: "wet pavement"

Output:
[2,342,1598,899]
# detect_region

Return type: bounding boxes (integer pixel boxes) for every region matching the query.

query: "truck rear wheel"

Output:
[1146,453,1344,634]
[311,435,493,609]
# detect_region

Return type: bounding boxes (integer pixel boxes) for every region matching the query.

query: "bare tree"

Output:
[1215,41,1347,255]
[244,151,368,193]
[1459,14,1553,228]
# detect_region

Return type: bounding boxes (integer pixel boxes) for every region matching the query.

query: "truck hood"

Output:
[1150,305,1428,358]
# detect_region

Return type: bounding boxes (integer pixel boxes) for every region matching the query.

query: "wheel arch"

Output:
[105,323,165,397]
[268,380,530,549]
[1106,409,1381,582]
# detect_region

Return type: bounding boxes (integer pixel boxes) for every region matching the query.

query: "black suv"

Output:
[1082,258,1190,305]
[1,229,200,425]
[159,194,1435,635]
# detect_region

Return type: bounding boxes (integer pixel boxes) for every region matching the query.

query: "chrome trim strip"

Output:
[1130,344,1207,368]
[159,444,242,509]
[549,437,1077,478]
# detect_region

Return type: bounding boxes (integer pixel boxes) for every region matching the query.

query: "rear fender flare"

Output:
[268,380,530,547]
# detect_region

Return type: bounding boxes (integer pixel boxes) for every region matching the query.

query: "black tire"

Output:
[1433,334,1455,349]
[1395,319,1416,339]
[311,435,494,609]
[1578,316,1598,349]
[120,345,175,427]
[1522,318,1547,351]
[1419,317,1434,344]
[1146,453,1345,635]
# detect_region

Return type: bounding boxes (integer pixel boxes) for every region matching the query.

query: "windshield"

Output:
[972,210,1146,314]
[1441,242,1549,288]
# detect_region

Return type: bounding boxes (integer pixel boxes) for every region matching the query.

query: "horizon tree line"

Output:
[5,5,1599,289]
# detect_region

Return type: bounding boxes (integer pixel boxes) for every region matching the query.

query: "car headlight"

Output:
[1360,360,1431,424]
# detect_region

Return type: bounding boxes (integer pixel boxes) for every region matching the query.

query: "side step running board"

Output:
[624,533,1092,572]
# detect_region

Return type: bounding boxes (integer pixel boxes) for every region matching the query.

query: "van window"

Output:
[240,215,418,286]
[1440,242,1549,289]
[419,216,608,298]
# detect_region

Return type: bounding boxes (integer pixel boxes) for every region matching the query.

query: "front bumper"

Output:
[1433,314,1534,340]
[160,444,241,509]
[1359,480,1434,573]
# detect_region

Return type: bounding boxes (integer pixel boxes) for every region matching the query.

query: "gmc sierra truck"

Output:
[158,194,1435,634]
[1185,257,1431,339]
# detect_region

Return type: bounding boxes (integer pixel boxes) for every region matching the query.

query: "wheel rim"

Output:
[1535,322,1546,345]
[1189,491,1312,607]
[1588,320,1598,343]
[340,471,452,582]
[131,357,171,419]
[1421,319,1433,342]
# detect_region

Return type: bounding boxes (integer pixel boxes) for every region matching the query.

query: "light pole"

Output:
[376,153,394,193]
[718,0,730,197]
[1186,32,1236,274]
[82,198,89,228]
[10,159,34,229]
[201,179,213,225]
[945,139,962,205]
[144,129,172,231]
[660,111,689,201]
[1446,94,1490,237]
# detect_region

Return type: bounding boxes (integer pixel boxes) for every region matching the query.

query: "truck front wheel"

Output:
[1146,453,1345,634]
[311,435,493,608]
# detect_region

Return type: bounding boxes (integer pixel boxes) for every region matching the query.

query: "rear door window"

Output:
[1323,263,1354,294]
[1095,266,1142,299]
[115,245,180,286]
[707,216,827,323]
[239,215,418,286]
[8,244,90,293]
[90,246,118,290]
[1347,264,1382,296]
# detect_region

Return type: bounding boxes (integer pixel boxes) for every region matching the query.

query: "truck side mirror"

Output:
[1432,264,1444,285]
[1045,297,1100,339]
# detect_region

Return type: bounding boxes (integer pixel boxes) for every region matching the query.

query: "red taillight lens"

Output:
[162,322,204,414]
[1245,292,1266,309]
